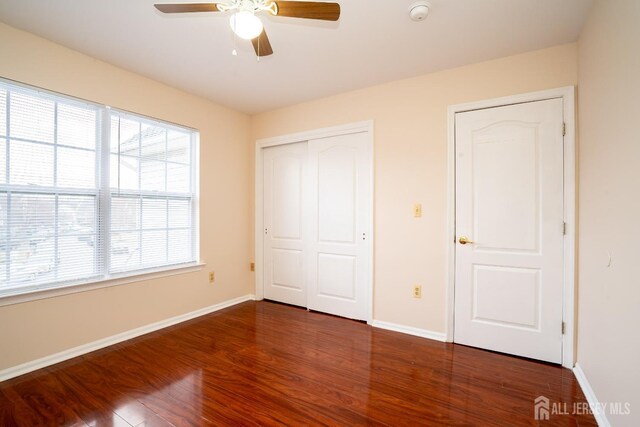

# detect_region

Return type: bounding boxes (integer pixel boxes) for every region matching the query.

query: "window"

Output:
[0,80,198,298]
[109,114,195,273]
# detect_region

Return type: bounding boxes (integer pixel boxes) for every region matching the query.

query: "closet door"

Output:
[263,142,308,307]
[307,132,371,320]
[453,99,564,363]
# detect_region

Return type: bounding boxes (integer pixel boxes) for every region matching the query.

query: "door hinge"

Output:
[562,222,567,235]
[562,123,566,136]
[561,322,566,335]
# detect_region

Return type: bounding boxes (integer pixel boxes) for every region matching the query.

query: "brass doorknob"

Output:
[459,236,474,245]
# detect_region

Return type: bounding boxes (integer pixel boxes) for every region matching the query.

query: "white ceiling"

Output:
[0,0,592,114]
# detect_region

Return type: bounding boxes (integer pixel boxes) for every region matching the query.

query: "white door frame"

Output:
[446,87,576,368]
[254,120,375,323]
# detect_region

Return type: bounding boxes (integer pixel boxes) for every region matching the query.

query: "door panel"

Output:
[272,249,304,290]
[454,99,564,363]
[318,146,357,243]
[263,142,307,307]
[317,253,356,300]
[307,132,370,320]
[473,123,539,252]
[272,155,303,240]
[472,265,540,329]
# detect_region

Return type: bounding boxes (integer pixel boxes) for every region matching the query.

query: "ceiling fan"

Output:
[154,0,341,57]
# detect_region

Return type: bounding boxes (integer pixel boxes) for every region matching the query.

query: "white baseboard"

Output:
[573,363,611,427]
[0,294,255,382]
[371,320,447,342]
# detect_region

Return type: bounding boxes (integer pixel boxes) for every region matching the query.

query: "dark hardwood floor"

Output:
[0,301,596,426]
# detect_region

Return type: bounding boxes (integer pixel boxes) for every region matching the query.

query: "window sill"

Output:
[0,262,206,308]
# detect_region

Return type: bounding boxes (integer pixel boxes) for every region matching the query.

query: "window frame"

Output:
[0,77,201,305]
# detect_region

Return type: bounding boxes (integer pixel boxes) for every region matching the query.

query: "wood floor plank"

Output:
[0,301,597,426]
[34,371,124,427]
[2,375,88,426]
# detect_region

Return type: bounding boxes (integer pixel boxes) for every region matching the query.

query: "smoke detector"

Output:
[409,1,431,22]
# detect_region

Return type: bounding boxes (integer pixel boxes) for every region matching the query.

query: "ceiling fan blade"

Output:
[154,3,220,13]
[272,1,340,21]
[252,29,274,57]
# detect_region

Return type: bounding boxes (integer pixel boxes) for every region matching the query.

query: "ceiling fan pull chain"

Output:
[232,18,238,56]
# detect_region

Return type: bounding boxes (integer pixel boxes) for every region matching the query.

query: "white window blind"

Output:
[0,80,198,297]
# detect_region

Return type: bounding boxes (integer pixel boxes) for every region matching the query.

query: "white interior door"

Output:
[306,132,371,321]
[454,99,564,363]
[263,142,308,307]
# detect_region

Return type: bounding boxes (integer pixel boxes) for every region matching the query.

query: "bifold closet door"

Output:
[306,132,371,321]
[263,142,308,307]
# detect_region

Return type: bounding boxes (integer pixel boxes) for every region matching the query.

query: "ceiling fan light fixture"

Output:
[230,11,264,40]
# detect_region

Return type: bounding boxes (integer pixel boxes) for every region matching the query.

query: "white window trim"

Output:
[0,262,206,307]
[0,77,202,306]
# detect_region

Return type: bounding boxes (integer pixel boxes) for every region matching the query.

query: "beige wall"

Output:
[0,23,253,370]
[251,44,578,333]
[577,1,639,425]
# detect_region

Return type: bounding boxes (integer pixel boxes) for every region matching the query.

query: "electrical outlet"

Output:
[413,285,422,299]
[209,271,215,283]
[250,262,255,272]
[414,204,422,217]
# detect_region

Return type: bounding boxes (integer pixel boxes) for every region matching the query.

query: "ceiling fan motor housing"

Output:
[409,1,431,22]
